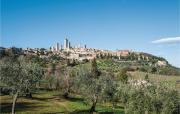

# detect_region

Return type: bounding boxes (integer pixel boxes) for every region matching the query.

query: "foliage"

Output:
[117,69,129,84]
[4,47,23,57]
[0,56,43,95]
[91,58,100,77]
[151,67,157,73]
[0,56,43,113]
[50,54,61,61]
[76,64,115,112]
[115,82,179,114]
[144,74,149,82]
[158,66,180,76]
[139,66,149,72]
[59,68,76,98]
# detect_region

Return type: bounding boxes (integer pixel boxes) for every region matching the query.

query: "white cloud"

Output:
[152,37,180,44]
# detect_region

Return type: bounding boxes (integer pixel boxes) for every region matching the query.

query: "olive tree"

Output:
[115,81,179,114]
[59,68,76,98]
[76,59,115,112]
[0,56,43,114]
[78,70,113,112]
[150,83,179,114]
[117,68,129,84]
[125,86,152,114]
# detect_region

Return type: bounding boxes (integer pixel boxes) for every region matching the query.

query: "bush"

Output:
[139,66,148,72]
[0,86,12,95]
[151,67,157,73]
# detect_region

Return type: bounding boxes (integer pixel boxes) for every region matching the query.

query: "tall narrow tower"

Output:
[60,44,63,50]
[68,42,71,49]
[56,42,59,51]
[64,38,68,49]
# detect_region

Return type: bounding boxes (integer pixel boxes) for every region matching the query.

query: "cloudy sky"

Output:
[1,0,180,67]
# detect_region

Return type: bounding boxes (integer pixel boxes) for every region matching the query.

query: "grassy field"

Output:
[129,71,180,87]
[0,91,124,114]
[130,71,179,82]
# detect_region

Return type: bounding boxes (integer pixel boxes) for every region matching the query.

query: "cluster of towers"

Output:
[50,38,86,52]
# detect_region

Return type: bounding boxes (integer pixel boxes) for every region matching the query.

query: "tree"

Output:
[4,47,22,57]
[0,56,43,114]
[91,58,100,77]
[144,74,149,82]
[44,61,76,97]
[44,75,56,90]
[117,69,129,84]
[139,66,148,72]
[115,82,179,114]
[125,87,152,114]
[59,68,76,98]
[77,64,115,112]
[150,83,179,114]
[51,63,56,74]
[0,47,6,58]
[114,83,131,113]
[151,67,157,73]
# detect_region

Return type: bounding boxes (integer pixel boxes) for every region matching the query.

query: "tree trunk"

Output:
[25,89,32,98]
[145,110,148,114]
[63,92,69,99]
[90,101,97,112]
[26,92,32,98]
[12,92,18,114]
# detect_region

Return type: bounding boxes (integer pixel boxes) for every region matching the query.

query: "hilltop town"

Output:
[0,38,168,67]
[26,38,131,60]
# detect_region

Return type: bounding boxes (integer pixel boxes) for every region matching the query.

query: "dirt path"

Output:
[53,99,69,112]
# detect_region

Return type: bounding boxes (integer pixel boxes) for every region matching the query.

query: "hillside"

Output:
[1,47,180,76]
[96,58,180,76]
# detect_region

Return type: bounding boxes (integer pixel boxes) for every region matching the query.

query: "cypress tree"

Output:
[91,58,99,78]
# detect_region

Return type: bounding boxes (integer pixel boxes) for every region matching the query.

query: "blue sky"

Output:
[1,0,180,67]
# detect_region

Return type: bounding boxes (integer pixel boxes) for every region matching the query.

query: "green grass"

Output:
[0,91,124,114]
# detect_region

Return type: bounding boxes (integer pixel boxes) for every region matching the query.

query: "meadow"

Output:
[1,91,124,114]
